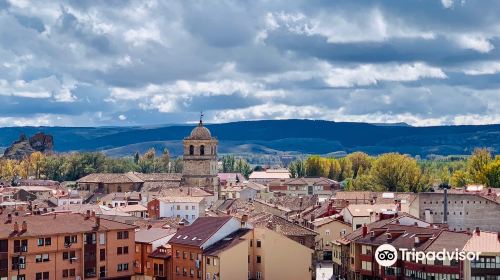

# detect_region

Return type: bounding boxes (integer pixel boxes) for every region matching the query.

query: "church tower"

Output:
[182,117,219,193]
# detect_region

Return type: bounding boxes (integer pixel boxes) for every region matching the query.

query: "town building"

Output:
[410,188,500,232]
[248,169,291,185]
[134,228,176,279]
[77,173,144,194]
[268,177,340,197]
[219,185,257,200]
[0,211,136,280]
[168,216,242,280]
[147,196,205,223]
[306,215,352,261]
[340,203,399,230]
[463,229,500,280]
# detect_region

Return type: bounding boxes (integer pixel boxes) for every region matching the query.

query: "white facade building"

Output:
[156,196,205,223]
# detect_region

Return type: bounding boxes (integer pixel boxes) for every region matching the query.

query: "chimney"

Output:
[443,189,448,224]
[139,193,142,200]
[241,214,248,228]
[475,227,480,235]
[21,221,27,232]
[178,221,185,228]
[488,188,492,195]
[396,202,402,212]
[13,221,19,232]
[95,216,101,228]
[362,224,368,237]
[7,213,12,223]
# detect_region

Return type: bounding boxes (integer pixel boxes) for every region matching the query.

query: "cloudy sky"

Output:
[1,0,500,127]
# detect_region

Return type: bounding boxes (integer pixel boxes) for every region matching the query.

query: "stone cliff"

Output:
[2,132,54,160]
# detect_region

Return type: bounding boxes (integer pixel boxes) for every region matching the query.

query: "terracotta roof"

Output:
[204,229,251,256]
[100,191,141,202]
[76,173,143,184]
[425,231,470,252]
[344,204,397,217]
[117,204,147,213]
[158,196,205,203]
[249,170,291,180]
[134,217,189,230]
[245,181,267,191]
[0,213,136,238]
[250,213,317,237]
[136,228,176,243]
[159,187,212,197]
[187,124,212,140]
[131,172,182,182]
[218,173,245,183]
[169,216,233,247]
[463,230,500,253]
[266,195,318,212]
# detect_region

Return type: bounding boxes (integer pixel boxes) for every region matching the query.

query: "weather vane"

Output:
[199,111,204,126]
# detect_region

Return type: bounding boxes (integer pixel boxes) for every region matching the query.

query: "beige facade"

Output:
[246,227,313,280]
[311,217,352,260]
[203,239,248,280]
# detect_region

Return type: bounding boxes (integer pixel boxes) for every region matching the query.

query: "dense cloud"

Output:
[0,0,500,126]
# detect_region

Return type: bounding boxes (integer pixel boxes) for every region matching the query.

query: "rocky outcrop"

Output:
[2,133,54,160]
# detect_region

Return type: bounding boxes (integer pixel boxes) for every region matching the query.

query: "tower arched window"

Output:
[189,145,194,155]
[200,145,205,155]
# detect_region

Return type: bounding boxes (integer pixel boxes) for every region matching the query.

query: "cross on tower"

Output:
[199,111,204,126]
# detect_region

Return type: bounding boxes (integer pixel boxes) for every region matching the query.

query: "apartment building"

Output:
[1,211,136,280]
[306,216,352,261]
[463,229,500,280]
[268,177,340,197]
[168,216,242,280]
[134,228,175,279]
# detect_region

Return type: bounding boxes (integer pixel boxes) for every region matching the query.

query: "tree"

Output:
[484,159,500,188]
[161,148,170,172]
[133,152,140,164]
[305,156,324,177]
[370,153,428,192]
[288,159,306,178]
[347,152,372,178]
[467,148,492,185]
[450,170,470,188]
[337,157,353,181]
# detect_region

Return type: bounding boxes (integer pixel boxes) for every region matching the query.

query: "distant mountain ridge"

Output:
[0,119,499,157]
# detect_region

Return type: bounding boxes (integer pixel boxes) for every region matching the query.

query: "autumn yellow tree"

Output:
[370,153,428,192]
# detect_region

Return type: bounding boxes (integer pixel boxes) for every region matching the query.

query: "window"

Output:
[256,271,262,279]
[63,251,76,260]
[257,240,261,247]
[200,145,205,155]
[117,231,129,239]
[38,238,44,246]
[206,273,211,280]
[100,249,106,261]
[185,205,189,210]
[64,235,77,245]
[325,230,331,236]
[190,269,195,277]
[192,205,196,210]
[63,269,69,278]
[37,254,49,262]
[192,215,196,219]
[117,263,129,271]
[257,255,261,263]
[250,240,253,247]
[207,257,211,265]
[117,247,123,255]
[362,261,372,270]
[36,255,43,263]
[176,266,180,275]
[99,233,105,245]
[189,145,194,155]
[213,258,217,266]
[190,252,195,260]
[14,239,28,253]
[177,205,181,210]
[183,251,188,259]
[176,250,180,258]
[124,246,129,254]
[35,272,49,280]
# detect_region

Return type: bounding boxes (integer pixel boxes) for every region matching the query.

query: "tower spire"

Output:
[199,111,204,126]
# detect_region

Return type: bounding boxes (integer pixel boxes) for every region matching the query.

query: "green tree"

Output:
[347,152,372,178]
[370,153,428,192]
[484,158,500,188]
[467,148,492,185]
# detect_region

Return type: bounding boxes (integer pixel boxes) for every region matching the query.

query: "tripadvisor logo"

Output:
[375,244,398,267]
[374,244,481,267]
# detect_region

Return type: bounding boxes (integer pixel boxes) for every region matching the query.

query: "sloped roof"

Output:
[204,228,251,256]
[136,228,175,243]
[463,230,500,253]
[250,213,317,237]
[169,216,233,247]
[76,173,143,184]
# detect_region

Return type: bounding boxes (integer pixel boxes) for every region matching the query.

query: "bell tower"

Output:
[182,114,219,193]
